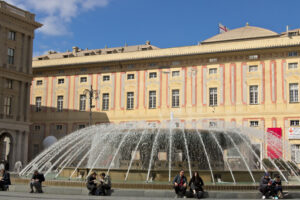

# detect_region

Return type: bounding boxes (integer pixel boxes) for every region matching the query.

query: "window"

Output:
[34,125,40,131]
[57,96,63,112]
[3,96,12,116]
[127,92,134,110]
[7,79,13,89]
[289,83,299,103]
[209,88,218,106]
[209,121,217,128]
[209,68,217,74]
[209,58,218,63]
[7,48,14,64]
[79,95,86,111]
[172,89,180,108]
[78,124,85,129]
[291,145,300,164]
[149,91,156,109]
[250,121,259,127]
[249,65,258,72]
[56,125,63,130]
[127,74,135,80]
[58,79,64,84]
[33,144,39,157]
[249,85,259,104]
[249,55,258,60]
[102,93,109,111]
[149,72,157,79]
[35,97,42,112]
[8,31,16,40]
[290,120,300,127]
[103,75,110,81]
[288,63,298,69]
[80,77,87,83]
[288,51,298,57]
[36,80,43,86]
[172,71,180,77]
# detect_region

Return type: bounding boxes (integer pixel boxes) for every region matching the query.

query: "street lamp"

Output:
[83,85,99,126]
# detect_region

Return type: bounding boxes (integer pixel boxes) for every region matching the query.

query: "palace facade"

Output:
[0,1,41,169]
[30,25,300,164]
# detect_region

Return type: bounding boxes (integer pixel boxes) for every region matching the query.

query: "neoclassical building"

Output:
[31,25,300,165]
[0,1,41,169]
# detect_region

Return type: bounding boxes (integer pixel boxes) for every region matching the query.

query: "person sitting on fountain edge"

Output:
[271,175,283,199]
[0,169,11,191]
[86,172,97,195]
[189,171,204,199]
[30,170,45,193]
[259,172,272,199]
[96,172,111,196]
[173,170,187,198]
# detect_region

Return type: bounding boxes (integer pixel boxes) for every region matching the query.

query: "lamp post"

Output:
[83,85,99,126]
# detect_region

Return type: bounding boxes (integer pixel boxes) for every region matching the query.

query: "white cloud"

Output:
[4,0,110,36]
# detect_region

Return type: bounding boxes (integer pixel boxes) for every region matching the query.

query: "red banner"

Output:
[267,128,282,159]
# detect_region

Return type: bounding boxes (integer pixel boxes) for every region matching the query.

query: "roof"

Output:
[202,25,279,44]
[33,42,159,61]
[32,34,300,69]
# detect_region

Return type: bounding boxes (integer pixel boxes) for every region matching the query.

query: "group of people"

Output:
[259,172,283,199]
[173,170,205,199]
[86,172,111,196]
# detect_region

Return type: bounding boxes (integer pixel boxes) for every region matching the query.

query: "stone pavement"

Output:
[1,184,300,199]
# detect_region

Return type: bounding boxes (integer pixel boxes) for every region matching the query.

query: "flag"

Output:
[219,23,229,33]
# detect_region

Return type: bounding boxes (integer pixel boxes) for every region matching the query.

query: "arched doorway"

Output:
[0,132,13,170]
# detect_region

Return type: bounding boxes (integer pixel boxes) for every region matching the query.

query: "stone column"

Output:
[22,131,28,165]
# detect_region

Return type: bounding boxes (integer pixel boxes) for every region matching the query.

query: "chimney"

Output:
[72,46,79,53]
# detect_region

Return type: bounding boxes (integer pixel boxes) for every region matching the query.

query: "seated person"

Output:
[259,172,272,199]
[173,170,187,198]
[0,169,11,191]
[96,173,111,196]
[86,172,97,195]
[30,170,45,193]
[189,171,204,199]
[271,175,283,199]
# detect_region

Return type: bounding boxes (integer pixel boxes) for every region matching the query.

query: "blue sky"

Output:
[6,0,300,56]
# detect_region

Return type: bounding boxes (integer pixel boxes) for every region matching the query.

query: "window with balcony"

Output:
[149,91,156,109]
[103,75,110,81]
[209,88,218,106]
[149,72,157,79]
[36,80,43,86]
[102,93,109,111]
[289,83,299,103]
[7,48,14,64]
[209,68,217,74]
[57,96,63,112]
[35,96,42,112]
[58,78,64,84]
[80,77,87,83]
[172,89,180,108]
[249,65,258,72]
[249,85,259,104]
[79,95,86,111]
[127,92,134,110]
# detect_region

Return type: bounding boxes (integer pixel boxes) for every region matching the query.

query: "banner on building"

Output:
[288,127,300,139]
[267,128,282,159]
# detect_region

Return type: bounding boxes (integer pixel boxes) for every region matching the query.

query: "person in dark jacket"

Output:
[30,170,45,193]
[0,169,11,191]
[271,175,283,199]
[173,170,187,198]
[259,172,272,199]
[86,172,97,195]
[96,173,111,196]
[189,171,204,198]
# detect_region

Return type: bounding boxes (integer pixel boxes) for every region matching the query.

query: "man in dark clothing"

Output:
[271,175,283,199]
[96,173,111,196]
[86,172,97,195]
[173,170,187,198]
[259,172,272,199]
[0,169,11,191]
[30,170,45,193]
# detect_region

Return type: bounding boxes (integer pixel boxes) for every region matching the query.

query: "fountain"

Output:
[20,120,300,185]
